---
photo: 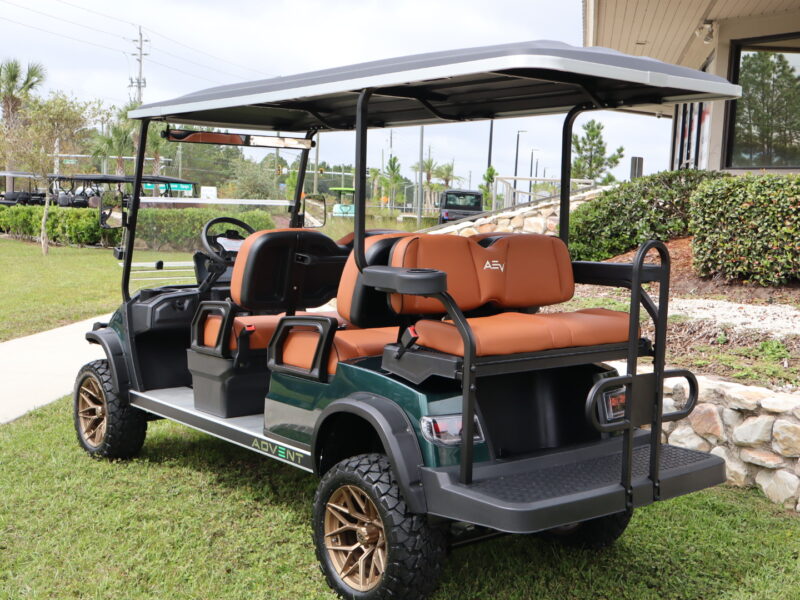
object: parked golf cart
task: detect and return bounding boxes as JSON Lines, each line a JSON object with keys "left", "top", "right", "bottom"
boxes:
{"left": 330, "top": 186, "right": 356, "bottom": 218}
{"left": 437, "top": 188, "right": 484, "bottom": 223}
{"left": 49, "top": 173, "right": 195, "bottom": 208}
{"left": 73, "top": 40, "right": 740, "bottom": 599}
{"left": 0, "top": 171, "right": 46, "bottom": 206}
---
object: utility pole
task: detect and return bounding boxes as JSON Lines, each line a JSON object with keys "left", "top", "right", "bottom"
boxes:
{"left": 129, "top": 26, "right": 148, "bottom": 103}
{"left": 513, "top": 130, "right": 526, "bottom": 196}
{"left": 417, "top": 125, "right": 424, "bottom": 225}
{"left": 313, "top": 133, "right": 320, "bottom": 194}
{"left": 487, "top": 119, "right": 494, "bottom": 169}
{"left": 177, "top": 144, "right": 183, "bottom": 178}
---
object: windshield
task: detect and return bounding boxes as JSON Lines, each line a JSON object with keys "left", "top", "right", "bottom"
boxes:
{"left": 444, "top": 192, "right": 482, "bottom": 210}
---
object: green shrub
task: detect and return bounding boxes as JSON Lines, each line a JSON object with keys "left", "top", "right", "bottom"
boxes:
{"left": 0, "top": 205, "right": 273, "bottom": 250}
{"left": 690, "top": 174, "right": 800, "bottom": 286}
{"left": 569, "top": 169, "right": 726, "bottom": 261}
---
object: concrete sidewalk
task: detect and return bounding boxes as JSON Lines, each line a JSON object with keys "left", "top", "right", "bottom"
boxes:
{"left": 0, "top": 314, "right": 111, "bottom": 424}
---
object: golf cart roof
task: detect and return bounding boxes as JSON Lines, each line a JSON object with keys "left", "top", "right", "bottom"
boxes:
{"left": 0, "top": 171, "right": 39, "bottom": 179}
{"left": 48, "top": 173, "right": 195, "bottom": 185}
{"left": 330, "top": 187, "right": 355, "bottom": 192}
{"left": 129, "top": 40, "right": 740, "bottom": 131}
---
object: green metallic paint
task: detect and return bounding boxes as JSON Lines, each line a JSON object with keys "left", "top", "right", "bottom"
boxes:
{"left": 265, "top": 356, "right": 490, "bottom": 468}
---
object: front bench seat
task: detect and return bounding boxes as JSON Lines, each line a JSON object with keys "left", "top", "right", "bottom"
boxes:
{"left": 388, "top": 233, "right": 631, "bottom": 357}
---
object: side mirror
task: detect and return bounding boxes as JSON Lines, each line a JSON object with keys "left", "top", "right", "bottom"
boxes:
{"left": 99, "top": 191, "right": 126, "bottom": 229}
{"left": 302, "top": 195, "right": 327, "bottom": 228}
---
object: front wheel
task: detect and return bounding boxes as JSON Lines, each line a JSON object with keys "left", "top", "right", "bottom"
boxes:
{"left": 312, "top": 453, "right": 446, "bottom": 600}
{"left": 541, "top": 509, "right": 632, "bottom": 549}
{"left": 73, "top": 360, "right": 146, "bottom": 458}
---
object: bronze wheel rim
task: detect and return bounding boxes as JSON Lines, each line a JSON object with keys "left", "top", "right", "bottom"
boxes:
{"left": 324, "top": 484, "right": 386, "bottom": 592}
{"left": 77, "top": 375, "right": 107, "bottom": 448}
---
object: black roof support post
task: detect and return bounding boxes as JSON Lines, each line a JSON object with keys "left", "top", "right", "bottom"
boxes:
{"left": 354, "top": 89, "right": 372, "bottom": 271}
{"left": 289, "top": 130, "right": 316, "bottom": 228}
{"left": 558, "top": 102, "right": 595, "bottom": 247}
{"left": 122, "top": 119, "right": 150, "bottom": 301}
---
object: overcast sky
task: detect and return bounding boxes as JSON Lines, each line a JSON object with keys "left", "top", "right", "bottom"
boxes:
{"left": 0, "top": 0, "right": 673, "bottom": 186}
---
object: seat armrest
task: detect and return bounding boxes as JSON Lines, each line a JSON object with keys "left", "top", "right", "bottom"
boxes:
{"left": 362, "top": 265, "right": 447, "bottom": 296}
{"left": 572, "top": 261, "right": 663, "bottom": 288}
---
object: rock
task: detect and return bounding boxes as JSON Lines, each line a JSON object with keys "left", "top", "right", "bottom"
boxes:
{"left": 496, "top": 218, "right": 511, "bottom": 228}
{"left": 732, "top": 415, "right": 775, "bottom": 446}
{"left": 453, "top": 221, "right": 475, "bottom": 230}
{"left": 723, "top": 385, "right": 772, "bottom": 411}
{"left": 756, "top": 470, "right": 800, "bottom": 506}
{"left": 688, "top": 403, "right": 723, "bottom": 443}
{"left": 435, "top": 226, "right": 456, "bottom": 235}
{"left": 474, "top": 217, "right": 492, "bottom": 226}
{"left": 740, "top": 448, "right": 785, "bottom": 469}
{"left": 458, "top": 227, "right": 478, "bottom": 237}
{"left": 522, "top": 216, "right": 546, "bottom": 234}
{"left": 545, "top": 216, "right": 559, "bottom": 232}
{"left": 509, "top": 215, "right": 525, "bottom": 229}
{"left": 710, "top": 446, "right": 749, "bottom": 487}
{"left": 772, "top": 420, "right": 800, "bottom": 457}
{"left": 494, "top": 225, "right": 514, "bottom": 233}
{"left": 722, "top": 408, "right": 743, "bottom": 429}
{"left": 697, "top": 377, "right": 726, "bottom": 404}
{"left": 476, "top": 223, "right": 496, "bottom": 234}
{"left": 669, "top": 426, "right": 711, "bottom": 452}
{"left": 670, "top": 380, "right": 689, "bottom": 405}
{"left": 761, "top": 394, "right": 800, "bottom": 414}
{"left": 662, "top": 396, "right": 676, "bottom": 415}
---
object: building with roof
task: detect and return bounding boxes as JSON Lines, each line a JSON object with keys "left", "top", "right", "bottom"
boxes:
{"left": 584, "top": 0, "right": 800, "bottom": 172}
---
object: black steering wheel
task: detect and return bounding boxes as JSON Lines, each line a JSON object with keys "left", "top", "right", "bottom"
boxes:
{"left": 201, "top": 217, "right": 255, "bottom": 266}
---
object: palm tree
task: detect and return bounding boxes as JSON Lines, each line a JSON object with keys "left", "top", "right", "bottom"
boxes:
{"left": 381, "top": 156, "right": 403, "bottom": 208}
{"left": 434, "top": 161, "right": 462, "bottom": 188}
{"left": 1, "top": 59, "right": 46, "bottom": 190}
{"left": 92, "top": 121, "right": 133, "bottom": 175}
{"left": 368, "top": 167, "right": 381, "bottom": 201}
{"left": 411, "top": 157, "right": 437, "bottom": 210}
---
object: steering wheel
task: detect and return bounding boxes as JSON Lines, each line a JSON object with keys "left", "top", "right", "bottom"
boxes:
{"left": 201, "top": 217, "right": 255, "bottom": 266}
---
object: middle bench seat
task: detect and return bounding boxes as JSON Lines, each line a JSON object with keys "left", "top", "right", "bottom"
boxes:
{"left": 388, "top": 233, "right": 631, "bottom": 357}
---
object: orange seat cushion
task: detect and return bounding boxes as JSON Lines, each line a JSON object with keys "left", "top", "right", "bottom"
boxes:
{"left": 281, "top": 327, "right": 397, "bottom": 375}
{"left": 413, "top": 309, "right": 630, "bottom": 357}
{"left": 202, "top": 311, "right": 347, "bottom": 350}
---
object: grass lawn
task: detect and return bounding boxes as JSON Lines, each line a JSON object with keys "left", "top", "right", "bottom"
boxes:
{"left": 0, "top": 239, "right": 190, "bottom": 342}
{"left": 2, "top": 399, "right": 799, "bottom": 600}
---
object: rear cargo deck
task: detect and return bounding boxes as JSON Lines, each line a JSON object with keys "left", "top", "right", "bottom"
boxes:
{"left": 421, "top": 434, "right": 724, "bottom": 533}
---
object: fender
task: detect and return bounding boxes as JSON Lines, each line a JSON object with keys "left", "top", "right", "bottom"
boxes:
{"left": 85, "top": 326, "right": 131, "bottom": 400}
{"left": 313, "top": 392, "right": 427, "bottom": 514}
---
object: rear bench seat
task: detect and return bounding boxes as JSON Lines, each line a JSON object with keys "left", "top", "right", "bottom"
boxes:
{"left": 387, "top": 233, "right": 630, "bottom": 357}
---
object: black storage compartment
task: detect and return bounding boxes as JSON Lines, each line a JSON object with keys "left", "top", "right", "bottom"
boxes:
{"left": 186, "top": 349, "right": 268, "bottom": 418}
{"left": 476, "top": 363, "right": 616, "bottom": 458}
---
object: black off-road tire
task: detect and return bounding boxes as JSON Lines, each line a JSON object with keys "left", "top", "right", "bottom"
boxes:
{"left": 541, "top": 509, "right": 632, "bottom": 549}
{"left": 312, "top": 453, "right": 447, "bottom": 600}
{"left": 73, "top": 359, "right": 146, "bottom": 458}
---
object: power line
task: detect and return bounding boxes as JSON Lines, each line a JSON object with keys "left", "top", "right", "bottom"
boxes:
{"left": 149, "top": 44, "right": 246, "bottom": 80}
{"left": 0, "top": 15, "right": 128, "bottom": 56}
{"left": 147, "top": 57, "right": 224, "bottom": 85}
{"left": 0, "top": 0, "right": 122, "bottom": 41}
{"left": 51, "top": 0, "right": 272, "bottom": 79}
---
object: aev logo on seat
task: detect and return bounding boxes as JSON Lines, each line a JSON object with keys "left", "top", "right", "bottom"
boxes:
{"left": 483, "top": 260, "right": 505, "bottom": 272}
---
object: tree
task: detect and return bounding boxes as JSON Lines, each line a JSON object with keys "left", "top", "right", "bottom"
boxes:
{"left": 15, "top": 92, "right": 95, "bottom": 254}
{"left": 0, "top": 59, "right": 46, "bottom": 191}
{"left": 92, "top": 121, "right": 134, "bottom": 175}
{"left": 368, "top": 167, "right": 381, "bottom": 201}
{"left": 381, "top": 155, "right": 403, "bottom": 207}
{"left": 412, "top": 156, "right": 438, "bottom": 209}
{"left": 478, "top": 165, "right": 497, "bottom": 209}
{"left": 571, "top": 119, "right": 624, "bottom": 184}
{"left": 733, "top": 51, "right": 800, "bottom": 166}
{"left": 434, "top": 161, "right": 461, "bottom": 188}
{"left": 228, "top": 157, "right": 275, "bottom": 199}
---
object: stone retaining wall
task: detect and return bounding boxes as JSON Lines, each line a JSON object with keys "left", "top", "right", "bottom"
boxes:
{"left": 662, "top": 375, "right": 800, "bottom": 511}
{"left": 430, "top": 188, "right": 605, "bottom": 237}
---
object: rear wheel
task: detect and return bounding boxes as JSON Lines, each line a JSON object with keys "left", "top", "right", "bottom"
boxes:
{"left": 312, "top": 453, "right": 446, "bottom": 600}
{"left": 73, "top": 360, "right": 146, "bottom": 458}
{"left": 541, "top": 509, "right": 632, "bottom": 549}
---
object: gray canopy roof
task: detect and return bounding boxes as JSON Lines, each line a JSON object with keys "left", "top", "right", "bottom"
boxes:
{"left": 129, "top": 40, "right": 740, "bottom": 132}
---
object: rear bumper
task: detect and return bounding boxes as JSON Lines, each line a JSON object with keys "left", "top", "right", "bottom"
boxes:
{"left": 420, "top": 434, "right": 724, "bottom": 533}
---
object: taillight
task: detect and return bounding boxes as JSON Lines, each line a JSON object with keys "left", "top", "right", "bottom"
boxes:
{"left": 442, "top": 210, "right": 449, "bottom": 220}
{"left": 602, "top": 388, "right": 627, "bottom": 421}
{"left": 420, "top": 414, "right": 484, "bottom": 447}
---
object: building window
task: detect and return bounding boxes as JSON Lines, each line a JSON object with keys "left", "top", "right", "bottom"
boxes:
{"left": 727, "top": 33, "right": 800, "bottom": 168}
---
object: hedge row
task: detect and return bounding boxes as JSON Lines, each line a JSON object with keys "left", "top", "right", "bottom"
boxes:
{"left": 569, "top": 169, "right": 725, "bottom": 261}
{"left": 690, "top": 175, "right": 800, "bottom": 286}
{"left": 0, "top": 205, "right": 274, "bottom": 251}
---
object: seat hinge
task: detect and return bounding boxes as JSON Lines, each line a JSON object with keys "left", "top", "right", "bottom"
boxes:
{"left": 394, "top": 325, "right": 419, "bottom": 359}
{"left": 233, "top": 324, "right": 256, "bottom": 369}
